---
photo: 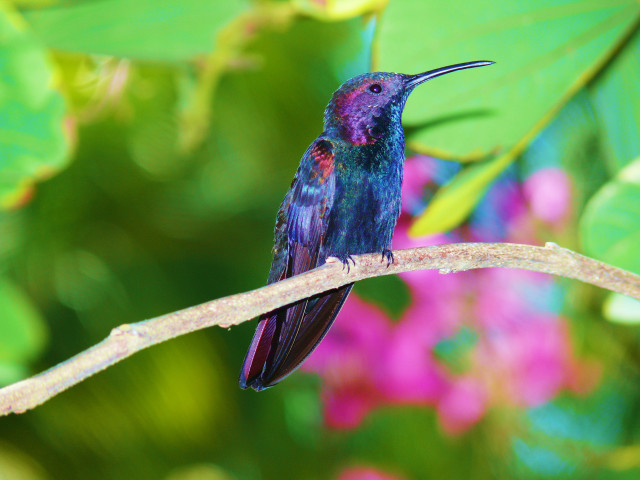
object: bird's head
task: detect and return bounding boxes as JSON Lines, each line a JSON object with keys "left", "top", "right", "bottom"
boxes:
{"left": 323, "top": 61, "right": 493, "bottom": 146}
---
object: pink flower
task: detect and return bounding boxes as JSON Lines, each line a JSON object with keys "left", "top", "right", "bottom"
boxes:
{"left": 401, "top": 156, "right": 436, "bottom": 214}
{"left": 471, "top": 314, "right": 570, "bottom": 406}
{"left": 523, "top": 168, "right": 571, "bottom": 224}
{"left": 437, "top": 377, "right": 487, "bottom": 435}
{"left": 322, "top": 387, "right": 380, "bottom": 429}
{"left": 379, "top": 323, "right": 449, "bottom": 403}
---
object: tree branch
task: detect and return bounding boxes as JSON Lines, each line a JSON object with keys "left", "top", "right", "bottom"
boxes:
{"left": 1, "top": 242, "right": 639, "bottom": 416}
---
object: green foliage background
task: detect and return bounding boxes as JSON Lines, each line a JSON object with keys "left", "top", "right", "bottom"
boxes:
{"left": 1, "top": 0, "right": 640, "bottom": 478}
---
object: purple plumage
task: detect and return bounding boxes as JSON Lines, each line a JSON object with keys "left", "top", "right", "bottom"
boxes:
{"left": 240, "top": 61, "right": 494, "bottom": 391}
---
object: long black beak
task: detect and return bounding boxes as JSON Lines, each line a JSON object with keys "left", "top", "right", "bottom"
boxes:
{"left": 404, "top": 60, "right": 494, "bottom": 89}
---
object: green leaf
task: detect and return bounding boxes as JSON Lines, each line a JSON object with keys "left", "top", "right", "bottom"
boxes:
{"left": 165, "top": 464, "right": 235, "bottom": 480}
{"left": 0, "top": 277, "right": 47, "bottom": 372}
{"left": 0, "top": 3, "right": 69, "bottom": 208}
{"left": 376, "top": 0, "right": 640, "bottom": 161}
{"left": 512, "top": 382, "right": 633, "bottom": 477}
{"left": 433, "top": 326, "right": 478, "bottom": 374}
{"left": 603, "top": 293, "right": 640, "bottom": 325}
{"left": 0, "top": 442, "right": 49, "bottom": 480}
{"left": 126, "top": 67, "right": 182, "bottom": 178}
{"left": 39, "top": 337, "right": 231, "bottom": 455}
{"left": 580, "top": 157, "right": 640, "bottom": 274}
{"left": 353, "top": 274, "right": 411, "bottom": 320}
{"left": 0, "top": 363, "right": 29, "bottom": 386}
{"left": 589, "top": 28, "right": 640, "bottom": 174}
{"left": 22, "top": 0, "right": 248, "bottom": 61}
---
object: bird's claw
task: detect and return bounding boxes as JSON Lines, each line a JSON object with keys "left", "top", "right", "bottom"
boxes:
{"left": 337, "top": 255, "right": 356, "bottom": 273}
{"left": 381, "top": 249, "right": 394, "bottom": 268}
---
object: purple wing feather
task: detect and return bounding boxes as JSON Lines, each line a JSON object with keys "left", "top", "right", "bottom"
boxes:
{"left": 240, "top": 139, "right": 353, "bottom": 390}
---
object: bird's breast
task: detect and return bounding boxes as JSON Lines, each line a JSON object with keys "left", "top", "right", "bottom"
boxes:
{"left": 323, "top": 142, "right": 404, "bottom": 259}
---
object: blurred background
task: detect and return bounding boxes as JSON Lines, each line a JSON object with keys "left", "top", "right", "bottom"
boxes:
{"left": 1, "top": 0, "right": 640, "bottom": 478}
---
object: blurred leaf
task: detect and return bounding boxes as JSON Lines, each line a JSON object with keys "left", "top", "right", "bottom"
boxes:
{"left": 508, "top": 382, "right": 636, "bottom": 478}
{"left": 0, "top": 277, "right": 47, "bottom": 382}
{"left": 37, "top": 337, "right": 230, "bottom": 455}
{"left": 0, "top": 211, "right": 25, "bottom": 264}
{"left": 433, "top": 326, "right": 478, "bottom": 374}
{"left": 283, "top": 385, "right": 323, "bottom": 446}
{"left": 126, "top": 67, "right": 182, "bottom": 178}
{"left": 603, "top": 293, "right": 640, "bottom": 325}
{"left": 408, "top": 153, "right": 512, "bottom": 236}
{"left": 23, "top": 0, "right": 248, "bottom": 61}
{"left": 604, "top": 445, "right": 640, "bottom": 472}
{"left": 54, "top": 55, "right": 132, "bottom": 122}
{"left": 580, "top": 157, "right": 640, "bottom": 274}
{"left": 589, "top": 28, "right": 640, "bottom": 174}
{"left": 0, "top": 363, "right": 29, "bottom": 386}
{"left": 174, "top": 4, "right": 294, "bottom": 152}
{"left": 353, "top": 274, "right": 411, "bottom": 320}
{"left": 53, "top": 249, "right": 122, "bottom": 312}
{"left": 0, "top": 2, "right": 69, "bottom": 209}
{"left": 0, "top": 441, "right": 49, "bottom": 480}
{"left": 13, "top": 0, "right": 58, "bottom": 7}
{"left": 376, "top": 0, "right": 640, "bottom": 160}
{"left": 293, "top": 0, "right": 385, "bottom": 20}
{"left": 165, "top": 464, "right": 236, "bottom": 480}
{"left": 346, "top": 407, "right": 478, "bottom": 479}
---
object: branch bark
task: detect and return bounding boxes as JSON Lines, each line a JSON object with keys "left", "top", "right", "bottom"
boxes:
{"left": 1, "top": 242, "right": 639, "bottom": 417}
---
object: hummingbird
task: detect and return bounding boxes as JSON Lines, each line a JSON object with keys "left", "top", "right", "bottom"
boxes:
{"left": 240, "top": 60, "right": 494, "bottom": 391}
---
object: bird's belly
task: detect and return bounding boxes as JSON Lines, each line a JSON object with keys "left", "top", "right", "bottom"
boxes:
{"left": 323, "top": 175, "right": 402, "bottom": 259}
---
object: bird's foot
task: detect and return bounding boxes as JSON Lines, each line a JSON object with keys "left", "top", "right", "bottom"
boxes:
{"left": 335, "top": 254, "right": 356, "bottom": 273}
{"left": 381, "top": 249, "right": 394, "bottom": 268}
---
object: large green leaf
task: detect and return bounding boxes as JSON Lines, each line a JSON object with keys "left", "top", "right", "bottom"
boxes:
{"left": 589, "top": 28, "right": 640, "bottom": 174}
{"left": 0, "top": 277, "right": 47, "bottom": 385}
{"left": 376, "top": 0, "right": 640, "bottom": 161}
{"left": 580, "top": 157, "right": 640, "bottom": 274}
{"left": 22, "top": 0, "right": 248, "bottom": 61}
{"left": 0, "top": 3, "right": 68, "bottom": 208}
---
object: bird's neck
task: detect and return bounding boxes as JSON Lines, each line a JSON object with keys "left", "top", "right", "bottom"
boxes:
{"left": 324, "top": 116, "right": 403, "bottom": 148}
{"left": 323, "top": 119, "right": 374, "bottom": 146}
{"left": 326, "top": 122, "right": 406, "bottom": 172}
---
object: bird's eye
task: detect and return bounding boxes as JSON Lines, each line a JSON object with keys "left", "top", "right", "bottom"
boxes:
{"left": 369, "top": 83, "right": 382, "bottom": 94}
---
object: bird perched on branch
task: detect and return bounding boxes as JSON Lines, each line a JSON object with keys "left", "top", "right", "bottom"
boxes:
{"left": 240, "top": 60, "right": 494, "bottom": 391}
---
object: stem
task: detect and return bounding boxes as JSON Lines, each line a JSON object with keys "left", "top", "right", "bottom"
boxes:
{"left": 1, "top": 242, "right": 638, "bottom": 416}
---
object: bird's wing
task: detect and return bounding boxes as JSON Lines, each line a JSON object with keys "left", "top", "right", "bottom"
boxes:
{"left": 240, "top": 138, "right": 353, "bottom": 390}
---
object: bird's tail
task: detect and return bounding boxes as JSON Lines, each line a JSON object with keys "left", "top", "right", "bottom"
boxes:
{"left": 239, "top": 284, "right": 353, "bottom": 391}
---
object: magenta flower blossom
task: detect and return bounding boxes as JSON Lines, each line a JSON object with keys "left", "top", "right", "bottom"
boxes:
{"left": 523, "top": 168, "right": 572, "bottom": 224}
{"left": 304, "top": 157, "right": 598, "bottom": 434}
{"left": 399, "top": 155, "right": 438, "bottom": 215}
